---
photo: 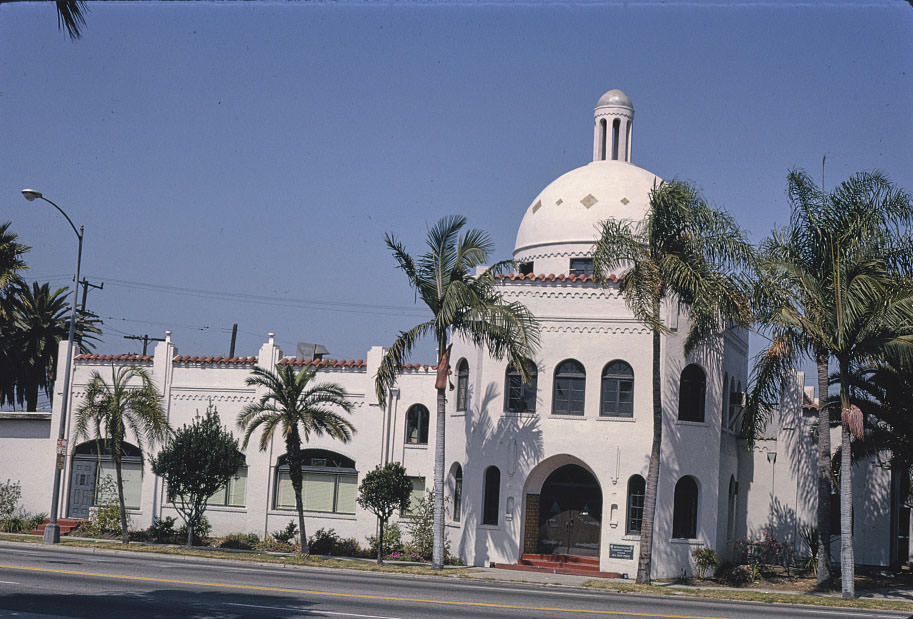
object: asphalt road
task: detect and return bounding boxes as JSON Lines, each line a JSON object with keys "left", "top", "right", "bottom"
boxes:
{"left": 0, "top": 544, "right": 907, "bottom": 619}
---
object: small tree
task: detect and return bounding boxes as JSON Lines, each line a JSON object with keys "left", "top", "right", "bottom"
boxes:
{"left": 152, "top": 404, "right": 244, "bottom": 547}
{"left": 357, "top": 462, "right": 412, "bottom": 564}
{"left": 0, "top": 479, "right": 22, "bottom": 522}
{"left": 403, "top": 490, "right": 435, "bottom": 560}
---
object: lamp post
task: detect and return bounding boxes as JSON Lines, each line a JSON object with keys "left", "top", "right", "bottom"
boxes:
{"left": 21, "top": 189, "right": 83, "bottom": 544}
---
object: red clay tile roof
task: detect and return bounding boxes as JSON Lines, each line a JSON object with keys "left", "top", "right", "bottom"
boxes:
{"left": 398, "top": 363, "right": 437, "bottom": 371}
{"left": 172, "top": 355, "right": 259, "bottom": 365}
{"left": 280, "top": 357, "right": 366, "bottom": 369}
{"left": 802, "top": 391, "right": 818, "bottom": 411}
{"left": 76, "top": 353, "right": 154, "bottom": 362}
{"left": 495, "top": 273, "right": 622, "bottom": 283}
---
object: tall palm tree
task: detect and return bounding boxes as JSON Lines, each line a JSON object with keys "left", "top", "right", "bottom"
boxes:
{"left": 238, "top": 363, "right": 355, "bottom": 555}
{"left": 593, "top": 179, "right": 752, "bottom": 585}
{"left": 746, "top": 169, "right": 838, "bottom": 587}
{"left": 0, "top": 221, "right": 29, "bottom": 294}
{"left": 749, "top": 169, "right": 913, "bottom": 597}
{"left": 6, "top": 281, "right": 100, "bottom": 410}
{"left": 375, "top": 215, "right": 540, "bottom": 570}
{"left": 0, "top": 1, "right": 87, "bottom": 39}
{"left": 74, "top": 365, "right": 170, "bottom": 543}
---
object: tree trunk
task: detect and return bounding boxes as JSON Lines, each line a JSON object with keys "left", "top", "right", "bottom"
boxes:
{"left": 432, "top": 385, "right": 446, "bottom": 570}
{"left": 186, "top": 518, "right": 194, "bottom": 548}
{"left": 815, "top": 352, "right": 832, "bottom": 587}
{"left": 377, "top": 517, "right": 385, "bottom": 565}
{"left": 25, "top": 384, "right": 37, "bottom": 413}
{"left": 636, "top": 324, "right": 662, "bottom": 585}
{"left": 113, "top": 453, "right": 129, "bottom": 544}
{"left": 839, "top": 361, "right": 855, "bottom": 599}
{"left": 286, "top": 430, "right": 309, "bottom": 555}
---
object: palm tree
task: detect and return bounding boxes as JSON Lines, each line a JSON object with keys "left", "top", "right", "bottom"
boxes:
{"left": 0, "top": 221, "right": 29, "bottom": 294}
{"left": 749, "top": 169, "right": 913, "bottom": 597}
{"left": 593, "top": 179, "right": 752, "bottom": 585}
{"left": 238, "top": 363, "right": 355, "bottom": 555}
{"left": 0, "top": 1, "right": 87, "bottom": 39}
{"left": 746, "top": 169, "right": 838, "bottom": 587}
{"left": 74, "top": 365, "right": 170, "bottom": 543}
{"left": 375, "top": 215, "right": 540, "bottom": 570}
{"left": 6, "top": 281, "right": 100, "bottom": 410}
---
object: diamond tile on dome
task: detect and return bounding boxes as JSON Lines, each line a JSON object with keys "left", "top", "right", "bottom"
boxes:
{"left": 555, "top": 198, "right": 563, "bottom": 205}
{"left": 532, "top": 200, "right": 542, "bottom": 213}
{"left": 580, "top": 194, "right": 598, "bottom": 208}
{"left": 620, "top": 197, "right": 630, "bottom": 205}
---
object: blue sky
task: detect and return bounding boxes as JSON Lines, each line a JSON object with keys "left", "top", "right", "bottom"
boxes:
{"left": 2, "top": 1, "right": 911, "bottom": 376}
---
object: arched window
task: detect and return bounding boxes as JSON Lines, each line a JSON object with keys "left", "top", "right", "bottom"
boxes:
{"left": 672, "top": 476, "right": 699, "bottom": 539}
{"left": 728, "top": 377, "right": 738, "bottom": 426}
{"left": 678, "top": 364, "right": 706, "bottom": 422}
{"left": 599, "top": 118, "right": 607, "bottom": 160}
{"left": 721, "top": 373, "right": 729, "bottom": 425}
{"left": 505, "top": 359, "right": 537, "bottom": 413}
{"left": 482, "top": 466, "right": 500, "bottom": 525}
{"left": 601, "top": 360, "right": 634, "bottom": 417}
{"left": 274, "top": 450, "right": 357, "bottom": 514}
{"left": 626, "top": 475, "right": 646, "bottom": 534}
{"left": 625, "top": 119, "right": 632, "bottom": 161}
{"left": 456, "top": 359, "right": 469, "bottom": 412}
{"left": 405, "top": 404, "right": 429, "bottom": 444}
{"left": 452, "top": 463, "right": 463, "bottom": 523}
{"left": 611, "top": 118, "right": 620, "bottom": 160}
{"left": 552, "top": 359, "right": 586, "bottom": 415}
{"left": 726, "top": 476, "right": 738, "bottom": 541}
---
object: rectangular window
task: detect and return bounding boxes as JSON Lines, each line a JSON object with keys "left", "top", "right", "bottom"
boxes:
{"left": 207, "top": 467, "right": 248, "bottom": 507}
{"left": 627, "top": 487, "right": 645, "bottom": 534}
{"left": 98, "top": 461, "right": 142, "bottom": 509}
{"left": 569, "top": 258, "right": 594, "bottom": 277}
{"left": 553, "top": 377, "right": 585, "bottom": 415}
{"left": 403, "top": 476, "right": 425, "bottom": 517}
{"left": 274, "top": 469, "right": 357, "bottom": 514}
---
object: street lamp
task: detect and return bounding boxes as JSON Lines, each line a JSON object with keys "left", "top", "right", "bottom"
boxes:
{"left": 21, "top": 189, "right": 83, "bottom": 544}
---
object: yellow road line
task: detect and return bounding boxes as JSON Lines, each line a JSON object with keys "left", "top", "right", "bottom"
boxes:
{"left": 0, "top": 563, "right": 729, "bottom": 619}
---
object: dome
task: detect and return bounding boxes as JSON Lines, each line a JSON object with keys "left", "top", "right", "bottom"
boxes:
{"left": 596, "top": 89, "right": 632, "bottom": 108}
{"left": 513, "top": 160, "right": 661, "bottom": 260}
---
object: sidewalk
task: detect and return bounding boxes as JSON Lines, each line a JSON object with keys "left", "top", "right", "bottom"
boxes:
{"left": 462, "top": 564, "right": 913, "bottom": 603}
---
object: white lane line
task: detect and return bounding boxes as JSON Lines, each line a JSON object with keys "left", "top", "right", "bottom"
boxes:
{"left": 0, "top": 580, "right": 19, "bottom": 584}
{"left": 226, "top": 602, "right": 405, "bottom": 619}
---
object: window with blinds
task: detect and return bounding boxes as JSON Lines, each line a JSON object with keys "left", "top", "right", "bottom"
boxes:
{"left": 207, "top": 466, "right": 248, "bottom": 508}
{"left": 274, "top": 469, "right": 357, "bottom": 514}
{"left": 98, "top": 461, "right": 143, "bottom": 509}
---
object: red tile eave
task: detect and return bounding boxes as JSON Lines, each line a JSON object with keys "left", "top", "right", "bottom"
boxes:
{"left": 494, "top": 273, "right": 622, "bottom": 284}
{"left": 75, "top": 353, "right": 154, "bottom": 363}
{"left": 172, "top": 355, "right": 259, "bottom": 366}
{"left": 278, "top": 357, "right": 367, "bottom": 369}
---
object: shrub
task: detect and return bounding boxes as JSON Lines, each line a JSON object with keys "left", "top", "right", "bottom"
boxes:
{"left": 215, "top": 532, "right": 260, "bottom": 550}
{"left": 0, "top": 480, "right": 22, "bottom": 521}
{"left": 308, "top": 528, "right": 341, "bottom": 555}
{"left": 144, "top": 516, "right": 179, "bottom": 543}
{"left": 334, "top": 536, "right": 363, "bottom": 558}
{"left": 255, "top": 537, "right": 298, "bottom": 553}
{"left": 368, "top": 521, "right": 403, "bottom": 557}
{"left": 177, "top": 515, "right": 211, "bottom": 546}
{"left": 721, "top": 564, "right": 753, "bottom": 586}
{"left": 692, "top": 546, "right": 720, "bottom": 579}
{"left": 73, "top": 503, "right": 127, "bottom": 538}
{"left": 271, "top": 521, "right": 298, "bottom": 545}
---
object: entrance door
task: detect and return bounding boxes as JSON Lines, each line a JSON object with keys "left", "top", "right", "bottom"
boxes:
{"left": 537, "top": 464, "right": 601, "bottom": 557}
{"left": 68, "top": 459, "right": 97, "bottom": 518}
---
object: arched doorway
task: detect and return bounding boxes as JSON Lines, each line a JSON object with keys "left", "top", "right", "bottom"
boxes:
{"left": 537, "top": 464, "right": 602, "bottom": 557}
{"left": 67, "top": 440, "right": 143, "bottom": 518}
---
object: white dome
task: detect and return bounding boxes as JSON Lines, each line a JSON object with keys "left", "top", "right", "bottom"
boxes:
{"left": 597, "top": 89, "right": 633, "bottom": 109}
{"left": 513, "top": 160, "right": 661, "bottom": 260}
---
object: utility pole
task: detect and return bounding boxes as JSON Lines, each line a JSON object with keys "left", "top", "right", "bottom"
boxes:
{"left": 123, "top": 334, "right": 165, "bottom": 356}
{"left": 229, "top": 323, "right": 238, "bottom": 357}
{"left": 78, "top": 278, "right": 103, "bottom": 316}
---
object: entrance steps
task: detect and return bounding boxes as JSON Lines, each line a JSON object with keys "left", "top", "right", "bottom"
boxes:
{"left": 30, "top": 518, "right": 83, "bottom": 536}
{"left": 495, "top": 553, "right": 622, "bottom": 578}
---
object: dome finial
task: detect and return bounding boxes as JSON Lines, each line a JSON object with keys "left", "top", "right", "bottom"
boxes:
{"left": 593, "top": 89, "right": 634, "bottom": 163}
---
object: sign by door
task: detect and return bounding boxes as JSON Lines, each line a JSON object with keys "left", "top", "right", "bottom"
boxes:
{"left": 56, "top": 438, "right": 68, "bottom": 455}
{"left": 55, "top": 454, "right": 65, "bottom": 470}
{"left": 609, "top": 544, "right": 635, "bottom": 560}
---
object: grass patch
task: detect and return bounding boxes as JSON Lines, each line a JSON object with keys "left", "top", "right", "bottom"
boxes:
{"left": 0, "top": 533, "right": 43, "bottom": 544}
{"left": 46, "top": 538, "right": 470, "bottom": 577}
{"left": 583, "top": 580, "right": 913, "bottom": 612}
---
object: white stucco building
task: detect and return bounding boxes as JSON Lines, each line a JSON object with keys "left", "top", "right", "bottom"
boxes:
{"left": 1, "top": 90, "right": 907, "bottom": 577}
